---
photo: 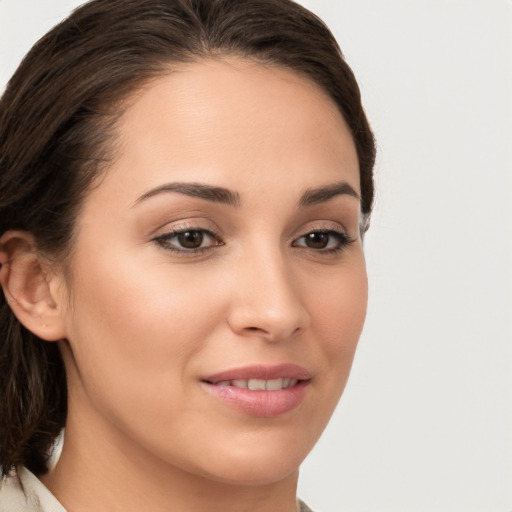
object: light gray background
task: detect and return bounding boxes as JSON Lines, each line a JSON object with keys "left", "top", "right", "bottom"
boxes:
{"left": 1, "top": 1, "right": 511, "bottom": 511}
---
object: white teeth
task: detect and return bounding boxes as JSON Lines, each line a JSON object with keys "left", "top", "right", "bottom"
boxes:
{"left": 214, "top": 378, "right": 298, "bottom": 390}
{"left": 248, "top": 379, "right": 266, "bottom": 391}
{"left": 265, "top": 378, "right": 284, "bottom": 391}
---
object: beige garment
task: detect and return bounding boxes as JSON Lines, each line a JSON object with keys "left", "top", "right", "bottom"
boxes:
{"left": 299, "top": 500, "right": 314, "bottom": 512}
{"left": 0, "top": 467, "right": 65, "bottom": 512}
{"left": 0, "top": 467, "right": 314, "bottom": 512}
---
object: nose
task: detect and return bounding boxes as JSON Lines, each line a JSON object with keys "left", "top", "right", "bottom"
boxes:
{"left": 227, "top": 249, "right": 311, "bottom": 342}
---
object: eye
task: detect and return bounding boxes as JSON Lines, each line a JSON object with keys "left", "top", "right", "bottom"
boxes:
{"left": 293, "top": 230, "right": 354, "bottom": 252}
{"left": 154, "top": 228, "right": 222, "bottom": 253}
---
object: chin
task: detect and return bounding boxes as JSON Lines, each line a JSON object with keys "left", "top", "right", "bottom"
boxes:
{"left": 202, "top": 457, "right": 302, "bottom": 487}
{"left": 184, "top": 430, "right": 314, "bottom": 487}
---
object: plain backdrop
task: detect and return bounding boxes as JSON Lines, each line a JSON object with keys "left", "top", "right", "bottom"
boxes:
{"left": 1, "top": 1, "right": 511, "bottom": 511}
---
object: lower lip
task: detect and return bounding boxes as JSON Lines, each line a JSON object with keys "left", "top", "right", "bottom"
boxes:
{"left": 201, "top": 381, "right": 309, "bottom": 418}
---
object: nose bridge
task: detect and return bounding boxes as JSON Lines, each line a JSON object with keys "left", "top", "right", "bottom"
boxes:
{"left": 228, "top": 243, "right": 310, "bottom": 340}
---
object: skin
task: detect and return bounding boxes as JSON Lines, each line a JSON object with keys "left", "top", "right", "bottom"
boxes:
{"left": 3, "top": 58, "right": 367, "bottom": 512}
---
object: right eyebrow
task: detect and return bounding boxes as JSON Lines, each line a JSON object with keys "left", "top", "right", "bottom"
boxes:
{"left": 132, "top": 182, "right": 241, "bottom": 208}
{"left": 298, "top": 181, "right": 360, "bottom": 207}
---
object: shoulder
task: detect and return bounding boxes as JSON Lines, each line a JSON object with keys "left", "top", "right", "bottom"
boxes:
{"left": 298, "top": 499, "right": 316, "bottom": 512}
{"left": 1, "top": 470, "right": 313, "bottom": 512}
{"left": 0, "top": 467, "right": 65, "bottom": 512}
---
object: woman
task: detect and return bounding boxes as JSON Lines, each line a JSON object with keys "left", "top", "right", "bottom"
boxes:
{"left": 0, "top": 0, "right": 375, "bottom": 510}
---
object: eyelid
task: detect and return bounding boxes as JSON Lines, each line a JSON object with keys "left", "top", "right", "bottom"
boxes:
{"left": 292, "top": 220, "right": 352, "bottom": 239}
{"left": 293, "top": 229, "right": 354, "bottom": 247}
{"left": 150, "top": 217, "right": 219, "bottom": 238}
{"left": 151, "top": 220, "right": 224, "bottom": 255}
{"left": 291, "top": 221, "right": 356, "bottom": 253}
{"left": 293, "top": 228, "right": 353, "bottom": 243}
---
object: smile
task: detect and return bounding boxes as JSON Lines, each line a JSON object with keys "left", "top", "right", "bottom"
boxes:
{"left": 213, "top": 378, "right": 299, "bottom": 390}
{"left": 201, "top": 364, "right": 311, "bottom": 417}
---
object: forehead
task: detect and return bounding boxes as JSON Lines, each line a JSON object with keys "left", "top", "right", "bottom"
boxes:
{"left": 94, "top": 57, "right": 360, "bottom": 205}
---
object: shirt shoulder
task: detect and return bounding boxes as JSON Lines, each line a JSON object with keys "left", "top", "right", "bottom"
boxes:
{"left": 298, "top": 499, "right": 315, "bottom": 512}
{"left": 0, "top": 467, "right": 65, "bottom": 512}
{"left": 1, "top": 468, "right": 313, "bottom": 512}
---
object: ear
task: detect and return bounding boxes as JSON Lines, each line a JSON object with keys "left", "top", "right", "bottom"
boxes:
{"left": 0, "top": 230, "right": 68, "bottom": 342}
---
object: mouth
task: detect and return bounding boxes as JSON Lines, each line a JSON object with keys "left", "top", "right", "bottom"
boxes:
{"left": 202, "top": 363, "right": 310, "bottom": 384}
{"left": 208, "top": 377, "right": 299, "bottom": 391}
{"left": 201, "top": 364, "right": 311, "bottom": 417}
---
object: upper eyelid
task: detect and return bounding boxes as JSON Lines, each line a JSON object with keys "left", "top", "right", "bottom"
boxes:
{"left": 291, "top": 221, "right": 350, "bottom": 239}
{"left": 292, "top": 229, "right": 353, "bottom": 244}
{"left": 156, "top": 227, "right": 215, "bottom": 237}
{"left": 150, "top": 218, "right": 353, "bottom": 240}
{"left": 153, "top": 226, "right": 219, "bottom": 243}
{"left": 151, "top": 219, "right": 220, "bottom": 237}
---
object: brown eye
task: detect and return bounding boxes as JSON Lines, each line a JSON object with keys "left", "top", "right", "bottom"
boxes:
{"left": 177, "top": 231, "right": 204, "bottom": 249}
{"left": 303, "top": 232, "right": 329, "bottom": 249}
{"left": 293, "top": 230, "right": 353, "bottom": 252}
{"left": 154, "top": 228, "right": 221, "bottom": 253}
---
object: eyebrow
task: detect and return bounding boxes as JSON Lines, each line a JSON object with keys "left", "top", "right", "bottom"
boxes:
{"left": 133, "top": 180, "right": 359, "bottom": 209}
{"left": 133, "top": 182, "right": 241, "bottom": 207}
{"left": 298, "top": 181, "right": 360, "bottom": 207}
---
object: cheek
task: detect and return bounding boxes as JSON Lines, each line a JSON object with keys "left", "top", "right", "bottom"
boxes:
{"left": 69, "top": 250, "right": 217, "bottom": 344}
{"left": 314, "top": 258, "right": 367, "bottom": 350}
{"left": 62, "top": 252, "right": 222, "bottom": 410}
{"left": 307, "top": 256, "right": 368, "bottom": 395}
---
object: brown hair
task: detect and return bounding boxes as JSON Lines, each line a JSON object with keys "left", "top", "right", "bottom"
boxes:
{"left": 0, "top": 0, "right": 375, "bottom": 475}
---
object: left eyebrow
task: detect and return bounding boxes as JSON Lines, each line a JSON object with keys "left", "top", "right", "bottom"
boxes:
{"left": 132, "top": 182, "right": 241, "bottom": 207}
{"left": 298, "top": 181, "right": 360, "bottom": 207}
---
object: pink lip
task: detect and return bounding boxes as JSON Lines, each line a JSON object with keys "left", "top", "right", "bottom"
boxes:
{"left": 202, "top": 364, "right": 311, "bottom": 383}
{"left": 201, "top": 364, "right": 311, "bottom": 418}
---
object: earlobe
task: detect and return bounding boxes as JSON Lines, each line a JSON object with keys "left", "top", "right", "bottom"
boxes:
{"left": 0, "top": 230, "right": 68, "bottom": 342}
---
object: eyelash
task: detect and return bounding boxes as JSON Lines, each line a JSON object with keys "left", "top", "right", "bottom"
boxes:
{"left": 153, "top": 227, "right": 355, "bottom": 256}
{"left": 153, "top": 227, "right": 222, "bottom": 255}
{"left": 292, "top": 229, "right": 355, "bottom": 254}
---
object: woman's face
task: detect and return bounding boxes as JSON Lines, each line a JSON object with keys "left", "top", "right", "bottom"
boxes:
{"left": 55, "top": 58, "right": 367, "bottom": 485}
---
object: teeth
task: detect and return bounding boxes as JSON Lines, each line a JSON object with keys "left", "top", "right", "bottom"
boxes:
{"left": 265, "top": 378, "right": 284, "bottom": 391}
{"left": 214, "top": 378, "right": 298, "bottom": 390}
{"left": 248, "top": 379, "right": 266, "bottom": 390}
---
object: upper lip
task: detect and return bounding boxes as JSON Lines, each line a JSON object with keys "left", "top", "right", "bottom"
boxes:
{"left": 202, "top": 364, "right": 311, "bottom": 384}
